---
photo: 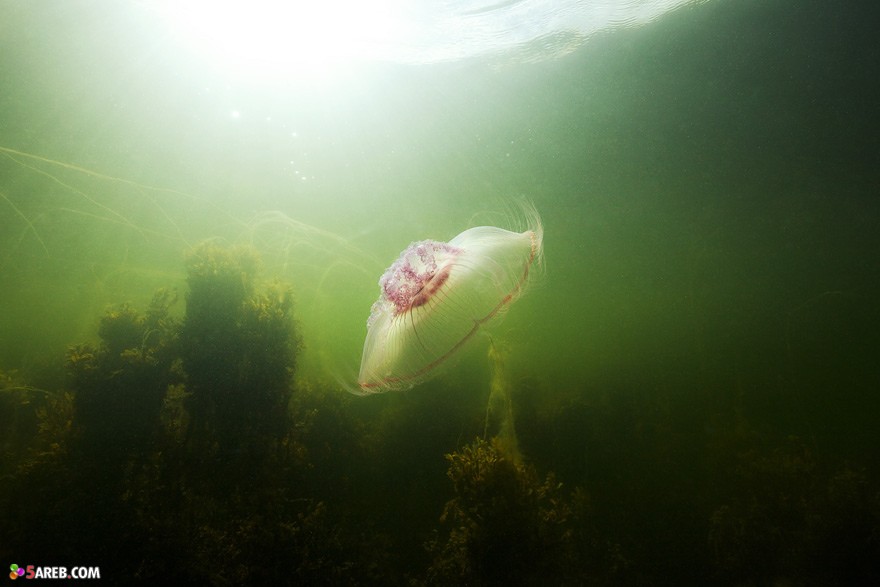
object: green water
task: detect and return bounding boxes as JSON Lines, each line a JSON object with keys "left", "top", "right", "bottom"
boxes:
{"left": 2, "top": 0, "right": 878, "bottom": 584}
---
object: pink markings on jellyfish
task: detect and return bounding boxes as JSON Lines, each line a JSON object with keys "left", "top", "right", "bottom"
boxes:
{"left": 369, "top": 240, "right": 462, "bottom": 327}
{"left": 357, "top": 212, "right": 543, "bottom": 394}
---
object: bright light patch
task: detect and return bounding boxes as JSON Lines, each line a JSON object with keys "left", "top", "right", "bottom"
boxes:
{"left": 152, "top": 0, "right": 404, "bottom": 78}
{"left": 148, "top": 0, "right": 708, "bottom": 79}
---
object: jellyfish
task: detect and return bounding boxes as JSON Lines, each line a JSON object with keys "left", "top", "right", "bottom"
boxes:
{"left": 356, "top": 211, "right": 543, "bottom": 393}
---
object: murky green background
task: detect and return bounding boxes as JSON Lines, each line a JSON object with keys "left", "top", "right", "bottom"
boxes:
{"left": 2, "top": 0, "right": 878, "bottom": 583}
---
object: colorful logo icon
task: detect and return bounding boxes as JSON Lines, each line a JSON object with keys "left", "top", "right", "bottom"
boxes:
{"left": 9, "top": 564, "right": 25, "bottom": 580}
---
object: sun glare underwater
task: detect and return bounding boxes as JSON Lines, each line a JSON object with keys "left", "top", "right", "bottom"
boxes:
{"left": 146, "top": 0, "right": 706, "bottom": 78}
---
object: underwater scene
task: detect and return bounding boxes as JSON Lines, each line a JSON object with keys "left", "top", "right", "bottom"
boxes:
{"left": 2, "top": 0, "right": 879, "bottom": 584}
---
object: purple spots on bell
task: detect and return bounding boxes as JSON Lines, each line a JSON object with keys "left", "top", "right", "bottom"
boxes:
{"left": 376, "top": 240, "right": 462, "bottom": 318}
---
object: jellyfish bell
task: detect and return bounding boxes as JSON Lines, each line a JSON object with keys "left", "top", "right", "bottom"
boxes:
{"left": 356, "top": 213, "right": 543, "bottom": 394}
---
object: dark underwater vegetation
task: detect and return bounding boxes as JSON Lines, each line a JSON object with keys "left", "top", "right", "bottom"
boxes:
{"left": 1, "top": 243, "right": 878, "bottom": 586}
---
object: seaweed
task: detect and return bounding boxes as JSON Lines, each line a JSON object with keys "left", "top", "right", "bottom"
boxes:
{"left": 708, "top": 435, "right": 880, "bottom": 585}
{"left": 3, "top": 240, "right": 879, "bottom": 584}
{"left": 178, "top": 243, "right": 301, "bottom": 482}
{"left": 66, "top": 288, "right": 180, "bottom": 462}
{"left": 0, "top": 243, "right": 315, "bottom": 579}
{"left": 425, "top": 436, "right": 620, "bottom": 586}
